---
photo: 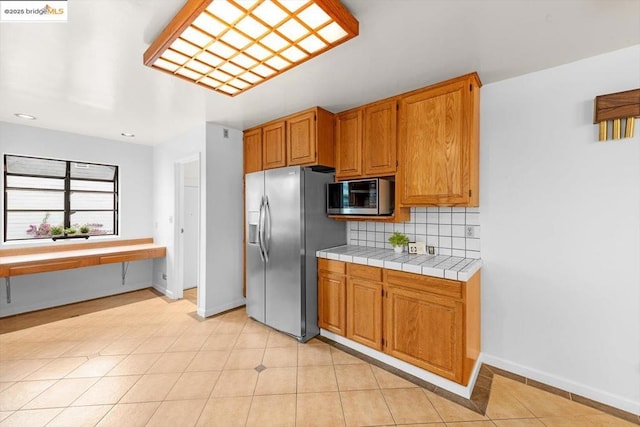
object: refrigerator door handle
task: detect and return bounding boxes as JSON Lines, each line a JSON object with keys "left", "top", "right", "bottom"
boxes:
{"left": 264, "top": 195, "right": 271, "bottom": 263}
{"left": 257, "top": 196, "right": 266, "bottom": 262}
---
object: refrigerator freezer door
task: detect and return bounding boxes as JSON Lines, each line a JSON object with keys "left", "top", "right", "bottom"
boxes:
{"left": 264, "top": 166, "right": 303, "bottom": 338}
{"left": 301, "top": 168, "right": 347, "bottom": 339}
{"left": 245, "top": 170, "right": 265, "bottom": 323}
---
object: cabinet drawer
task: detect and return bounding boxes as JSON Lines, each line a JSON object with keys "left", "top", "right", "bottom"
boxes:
{"left": 100, "top": 252, "right": 150, "bottom": 264}
{"left": 318, "top": 258, "right": 345, "bottom": 274}
{"left": 385, "top": 269, "right": 462, "bottom": 299}
{"left": 8, "top": 259, "right": 93, "bottom": 276}
{"left": 348, "top": 264, "right": 382, "bottom": 282}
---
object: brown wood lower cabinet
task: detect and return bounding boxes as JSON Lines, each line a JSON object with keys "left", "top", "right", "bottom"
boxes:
{"left": 384, "top": 282, "right": 464, "bottom": 383}
{"left": 318, "top": 259, "right": 346, "bottom": 336}
{"left": 383, "top": 269, "right": 480, "bottom": 385}
{"left": 347, "top": 264, "right": 383, "bottom": 350}
{"left": 317, "top": 258, "right": 480, "bottom": 386}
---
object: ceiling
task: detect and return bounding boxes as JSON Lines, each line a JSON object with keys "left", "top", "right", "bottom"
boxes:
{"left": 1, "top": 0, "right": 639, "bottom": 145}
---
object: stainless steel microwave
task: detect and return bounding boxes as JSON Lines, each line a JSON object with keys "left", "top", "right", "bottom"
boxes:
{"left": 326, "top": 178, "right": 393, "bottom": 215}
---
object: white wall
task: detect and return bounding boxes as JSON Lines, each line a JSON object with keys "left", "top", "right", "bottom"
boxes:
{"left": 151, "top": 123, "right": 244, "bottom": 317}
{"left": 0, "top": 122, "right": 155, "bottom": 316}
{"left": 151, "top": 124, "right": 206, "bottom": 302}
{"left": 182, "top": 160, "right": 200, "bottom": 290}
{"left": 202, "top": 123, "right": 244, "bottom": 316}
{"left": 480, "top": 45, "right": 640, "bottom": 414}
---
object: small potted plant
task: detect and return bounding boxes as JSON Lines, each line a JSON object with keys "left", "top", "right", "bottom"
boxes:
{"left": 50, "top": 226, "right": 64, "bottom": 236}
{"left": 64, "top": 227, "right": 77, "bottom": 235}
{"left": 80, "top": 225, "right": 90, "bottom": 234}
{"left": 388, "top": 231, "right": 409, "bottom": 253}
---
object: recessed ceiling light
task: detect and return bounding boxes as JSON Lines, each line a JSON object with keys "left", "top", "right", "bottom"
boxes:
{"left": 15, "top": 113, "right": 36, "bottom": 120}
{"left": 121, "top": 132, "right": 135, "bottom": 137}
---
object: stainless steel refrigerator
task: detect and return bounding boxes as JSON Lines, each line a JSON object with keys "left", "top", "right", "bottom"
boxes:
{"left": 245, "top": 166, "right": 345, "bottom": 342}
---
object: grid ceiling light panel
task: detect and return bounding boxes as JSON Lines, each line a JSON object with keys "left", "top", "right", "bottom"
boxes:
{"left": 143, "top": 0, "right": 359, "bottom": 96}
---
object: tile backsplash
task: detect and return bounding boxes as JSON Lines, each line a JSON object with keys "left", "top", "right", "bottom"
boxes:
{"left": 346, "top": 207, "right": 481, "bottom": 259}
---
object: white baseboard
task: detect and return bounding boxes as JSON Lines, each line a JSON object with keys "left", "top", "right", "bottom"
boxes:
{"left": 152, "top": 283, "right": 173, "bottom": 298}
{"left": 482, "top": 354, "right": 640, "bottom": 416}
{"left": 197, "top": 297, "right": 246, "bottom": 318}
{"left": 321, "top": 329, "right": 482, "bottom": 399}
{"left": 0, "top": 281, "right": 151, "bottom": 317}
{"left": 153, "top": 286, "right": 245, "bottom": 319}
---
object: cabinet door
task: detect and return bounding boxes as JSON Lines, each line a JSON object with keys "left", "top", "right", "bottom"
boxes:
{"left": 384, "top": 284, "right": 463, "bottom": 383}
{"left": 347, "top": 278, "right": 382, "bottom": 350}
{"left": 363, "top": 100, "right": 397, "bottom": 176}
{"left": 318, "top": 271, "right": 346, "bottom": 336}
{"left": 398, "top": 79, "right": 471, "bottom": 205}
{"left": 287, "top": 111, "right": 316, "bottom": 165}
{"left": 244, "top": 128, "right": 262, "bottom": 173}
{"left": 335, "top": 110, "right": 362, "bottom": 179}
{"left": 263, "top": 121, "right": 286, "bottom": 170}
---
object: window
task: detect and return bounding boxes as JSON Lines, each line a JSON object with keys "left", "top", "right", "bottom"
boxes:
{"left": 4, "top": 154, "right": 118, "bottom": 242}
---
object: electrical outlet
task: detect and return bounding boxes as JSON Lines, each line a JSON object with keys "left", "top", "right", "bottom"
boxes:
{"left": 427, "top": 246, "right": 436, "bottom": 255}
{"left": 162, "top": 273, "right": 167, "bottom": 280}
{"left": 466, "top": 226, "right": 475, "bottom": 238}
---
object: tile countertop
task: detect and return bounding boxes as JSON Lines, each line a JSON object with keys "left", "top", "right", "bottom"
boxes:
{"left": 316, "top": 245, "right": 482, "bottom": 282}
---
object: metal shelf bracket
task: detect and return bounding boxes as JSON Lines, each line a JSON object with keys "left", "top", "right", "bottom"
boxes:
{"left": 5, "top": 277, "right": 11, "bottom": 304}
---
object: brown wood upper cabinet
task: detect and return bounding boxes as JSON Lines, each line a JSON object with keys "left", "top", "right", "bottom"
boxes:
{"left": 287, "top": 107, "right": 335, "bottom": 167}
{"left": 398, "top": 73, "right": 481, "bottom": 206}
{"left": 243, "top": 121, "right": 285, "bottom": 173}
{"left": 262, "top": 121, "right": 286, "bottom": 170}
{"left": 363, "top": 100, "right": 397, "bottom": 176}
{"left": 335, "top": 109, "right": 362, "bottom": 179}
{"left": 335, "top": 99, "right": 397, "bottom": 180}
{"left": 244, "top": 107, "right": 335, "bottom": 173}
{"left": 243, "top": 128, "right": 262, "bottom": 174}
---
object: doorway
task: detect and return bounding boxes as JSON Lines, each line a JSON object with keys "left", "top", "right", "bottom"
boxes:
{"left": 175, "top": 155, "right": 201, "bottom": 304}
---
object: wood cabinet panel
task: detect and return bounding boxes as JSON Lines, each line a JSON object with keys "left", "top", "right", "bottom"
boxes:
{"left": 287, "top": 111, "right": 316, "bottom": 166}
{"left": 335, "top": 100, "right": 397, "bottom": 179}
{"left": 318, "top": 270, "right": 346, "bottom": 336}
{"left": 318, "top": 259, "right": 346, "bottom": 336}
{"left": 385, "top": 283, "right": 463, "bottom": 383}
{"left": 464, "top": 270, "right": 481, "bottom": 380}
{"left": 327, "top": 208, "right": 410, "bottom": 223}
{"left": 363, "top": 100, "right": 397, "bottom": 176}
{"left": 398, "top": 73, "right": 480, "bottom": 206}
{"left": 262, "top": 121, "right": 286, "bottom": 170}
{"left": 399, "top": 81, "right": 466, "bottom": 204}
{"left": 385, "top": 269, "right": 463, "bottom": 299}
{"left": 319, "top": 258, "right": 346, "bottom": 275}
{"left": 315, "top": 107, "right": 336, "bottom": 168}
{"left": 99, "top": 249, "right": 164, "bottom": 264}
{"left": 243, "top": 128, "right": 262, "bottom": 174}
{"left": 335, "top": 109, "right": 362, "bottom": 179}
{"left": 347, "top": 277, "right": 382, "bottom": 350}
{"left": 286, "top": 108, "right": 335, "bottom": 167}
{"left": 9, "top": 260, "right": 84, "bottom": 276}
{"left": 348, "top": 263, "right": 382, "bottom": 282}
